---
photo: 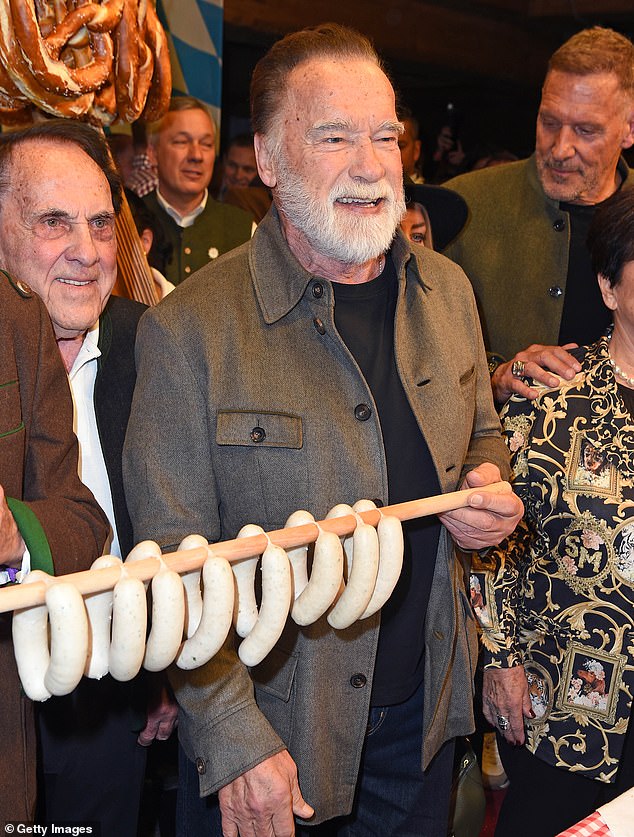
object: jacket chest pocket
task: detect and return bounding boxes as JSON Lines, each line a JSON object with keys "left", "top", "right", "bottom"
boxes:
{"left": 0, "top": 380, "right": 23, "bottom": 438}
{"left": 215, "top": 410, "right": 309, "bottom": 529}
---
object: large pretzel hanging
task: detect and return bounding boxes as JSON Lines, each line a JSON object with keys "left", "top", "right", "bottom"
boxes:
{"left": 0, "top": 0, "right": 171, "bottom": 126}
{"left": 0, "top": 483, "right": 512, "bottom": 701}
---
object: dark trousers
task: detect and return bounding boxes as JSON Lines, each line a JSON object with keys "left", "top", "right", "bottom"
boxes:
{"left": 495, "top": 714, "right": 634, "bottom": 837}
{"left": 37, "top": 677, "right": 147, "bottom": 837}
{"left": 177, "top": 678, "right": 455, "bottom": 836}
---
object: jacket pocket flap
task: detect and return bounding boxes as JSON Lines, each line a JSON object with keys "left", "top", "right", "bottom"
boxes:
{"left": 216, "top": 411, "right": 303, "bottom": 449}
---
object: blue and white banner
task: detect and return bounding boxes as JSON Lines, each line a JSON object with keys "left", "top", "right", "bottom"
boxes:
{"left": 156, "top": 0, "right": 223, "bottom": 129}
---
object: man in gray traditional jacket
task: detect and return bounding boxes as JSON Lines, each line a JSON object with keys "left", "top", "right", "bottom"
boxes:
{"left": 124, "top": 23, "right": 523, "bottom": 837}
{"left": 445, "top": 26, "right": 634, "bottom": 407}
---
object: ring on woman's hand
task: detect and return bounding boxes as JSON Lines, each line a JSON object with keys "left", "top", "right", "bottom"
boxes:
{"left": 511, "top": 360, "right": 526, "bottom": 378}
{"left": 496, "top": 714, "right": 510, "bottom": 731}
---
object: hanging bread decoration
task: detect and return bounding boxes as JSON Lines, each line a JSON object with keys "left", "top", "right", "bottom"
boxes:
{"left": 0, "top": 0, "right": 171, "bottom": 126}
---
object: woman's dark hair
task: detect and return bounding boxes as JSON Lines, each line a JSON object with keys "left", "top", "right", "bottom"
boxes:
{"left": 0, "top": 119, "right": 122, "bottom": 212}
{"left": 587, "top": 187, "right": 634, "bottom": 287}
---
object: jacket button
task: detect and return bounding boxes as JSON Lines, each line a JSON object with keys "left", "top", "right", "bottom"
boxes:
{"left": 350, "top": 673, "right": 367, "bottom": 688}
{"left": 195, "top": 757, "right": 206, "bottom": 775}
{"left": 185, "top": 266, "right": 192, "bottom": 274}
{"left": 553, "top": 219, "right": 565, "bottom": 232}
{"left": 313, "top": 317, "right": 326, "bottom": 335}
{"left": 184, "top": 246, "right": 192, "bottom": 255}
{"left": 548, "top": 286, "right": 563, "bottom": 298}
{"left": 250, "top": 426, "right": 266, "bottom": 443}
{"left": 312, "top": 282, "right": 324, "bottom": 298}
{"left": 354, "top": 403, "right": 372, "bottom": 422}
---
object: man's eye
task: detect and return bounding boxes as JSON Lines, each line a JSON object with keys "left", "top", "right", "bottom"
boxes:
{"left": 540, "top": 118, "right": 558, "bottom": 130}
{"left": 35, "top": 217, "right": 69, "bottom": 239}
{"left": 90, "top": 218, "right": 115, "bottom": 240}
{"left": 324, "top": 136, "right": 344, "bottom": 144}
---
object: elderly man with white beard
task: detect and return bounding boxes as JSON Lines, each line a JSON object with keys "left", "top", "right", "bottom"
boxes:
{"left": 124, "top": 23, "right": 523, "bottom": 837}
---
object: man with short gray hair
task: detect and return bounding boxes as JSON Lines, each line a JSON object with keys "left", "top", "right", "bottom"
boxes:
{"left": 445, "top": 26, "right": 634, "bottom": 406}
{"left": 125, "top": 23, "right": 522, "bottom": 837}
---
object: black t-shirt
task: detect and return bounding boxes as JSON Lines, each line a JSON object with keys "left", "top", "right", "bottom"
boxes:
{"left": 558, "top": 201, "right": 612, "bottom": 346}
{"left": 332, "top": 257, "right": 441, "bottom": 705}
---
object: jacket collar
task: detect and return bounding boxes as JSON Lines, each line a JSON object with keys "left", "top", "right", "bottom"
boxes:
{"left": 249, "top": 204, "right": 425, "bottom": 324}
{"left": 526, "top": 153, "right": 632, "bottom": 209}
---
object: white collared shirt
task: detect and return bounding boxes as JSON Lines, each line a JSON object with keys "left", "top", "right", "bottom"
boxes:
{"left": 68, "top": 323, "right": 120, "bottom": 558}
{"left": 156, "top": 187, "right": 208, "bottom": 228}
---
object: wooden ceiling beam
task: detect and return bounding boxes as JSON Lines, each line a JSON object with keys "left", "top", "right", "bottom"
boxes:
{"left": 528, "top": 0, "right": 634, "bottom": 14}
{"left": 224, "top": 0, "right": 558, "bottom": 85}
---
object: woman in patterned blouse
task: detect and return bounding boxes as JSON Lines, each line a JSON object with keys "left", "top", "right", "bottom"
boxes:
{"left": 476, "top": 187, "right": 634, "bottom": 836}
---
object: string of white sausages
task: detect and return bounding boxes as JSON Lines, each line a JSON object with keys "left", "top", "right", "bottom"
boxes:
{"left": 3, "top": 484, "right": 512, "bottom": 701}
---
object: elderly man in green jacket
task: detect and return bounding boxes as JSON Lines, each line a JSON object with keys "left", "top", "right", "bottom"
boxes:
{"left": 445, "top": 26, "right": 634, "bottom": 407}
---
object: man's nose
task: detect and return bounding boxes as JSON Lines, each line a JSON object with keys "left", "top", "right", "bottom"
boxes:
{"left": 66, "top": 223, "right": 100, "bottom": 263}
{"left": 551, "top": 126, "right": 576, "bottom": 160}
{"left": 185, "top": 141, "right": 203, "bottom": 160}
{"left": 349, "top": 138, "right": 385, "bottom": 181}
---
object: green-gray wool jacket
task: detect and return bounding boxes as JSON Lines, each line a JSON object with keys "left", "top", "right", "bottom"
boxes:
{"left": 123, "top": 207, "right": 509, "bottom": 822}
{"left": 444, "top": 155, "right": 633, "bottom": 367}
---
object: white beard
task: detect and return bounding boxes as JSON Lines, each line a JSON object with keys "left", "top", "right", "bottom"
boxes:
{"left": 274, "top": 157, "right": 406, "bottom": 265}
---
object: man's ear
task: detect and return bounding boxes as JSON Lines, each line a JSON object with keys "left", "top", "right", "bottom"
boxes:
{"left": 622, "top": 101, "right": 634, "bottom": 150}
{"left": 254, "top": 134, "right": 277, "bottom": 188}
{"left": 598, "top": 273, "right": 617, "bottom": 311}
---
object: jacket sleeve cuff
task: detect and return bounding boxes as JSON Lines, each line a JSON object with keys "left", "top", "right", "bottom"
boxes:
{"left": 5, "top": 497, "right": 54, "bottom": 575}
{"left": 179, "top": 697, "right": 286, "bottom": 796}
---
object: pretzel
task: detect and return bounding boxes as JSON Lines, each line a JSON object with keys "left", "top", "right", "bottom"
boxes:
{"left": 0, "top": 3, "right": 94, "bottom": 119}
{"left": 114, "top": 0, "right": 154, "bottom": 123}
{"left": 139, "top": 0, "right": 170, "bottom": 122}
{"left": 0, "top": 0, "right": 171, "bottom": 126}
{"left": 0, "top": 63, "right": 32, "bottom": 125}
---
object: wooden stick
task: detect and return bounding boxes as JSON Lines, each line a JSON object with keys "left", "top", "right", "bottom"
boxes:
{"left": 0, "top": 482, "right": 510, "bottom": 613}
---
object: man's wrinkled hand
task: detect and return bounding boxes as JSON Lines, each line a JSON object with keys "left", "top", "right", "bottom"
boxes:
{"left": 219, "top": 750, "right": 314, "bottom": 837}
{"left": 491, "top": 343, "right": 580, "bottom": 405}
{"left": 137, "top": 680, "right": 179, "bottom": 746}
{"left": 439, "top": 463, "right": 523, "bottom": 551}
{"left": 483, "top": 666, "right": 533, "bottom": 746}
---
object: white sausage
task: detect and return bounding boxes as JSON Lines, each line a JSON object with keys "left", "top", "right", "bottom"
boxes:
{"left": 109, "top": 570, "right": 147, "bottom": 682}
{"left": 84, "top": 554, "right": 122, "bottom": 679}
{"left": 12, "top": 570, "right": 53, "bottom": 702}
{"left": 292, "top": 526, "right": 343, "bottom": 626}
{"left": 44, "top": 581, "right": 90, "bottom": 696}
{"left": 327, "top": 504, "right": 379, "bottom": 630}
{"left": 178, "top": 534, "right": 207, "bottom": 638}
{"left": 177, "top": 555, "right": 234, "bottom": 670}
{"left": 326, "top": 503, "right": 356, "bottom": 571}
{"left": 143, "top": 559, "right": 186, "bottom": 672}
{"left": 238, "top": 542, "right": 292, "bottom": 667}
{"left": 284, "top": 509, "right": 313, "bottom": 599}
{"left": 232, "top": 524, "right": 265, "bottom": 638}
{"left": 125, "top": 539, "right": 162, "bottom": 590}
{"left": 360, "top": 514, "right": 404, "bottom": 618}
